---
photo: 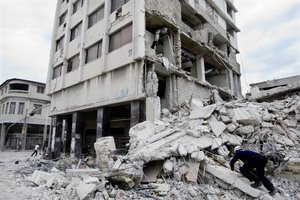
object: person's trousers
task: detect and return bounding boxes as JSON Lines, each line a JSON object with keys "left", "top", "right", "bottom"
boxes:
{"left": 31, "top": 150, "right": 38, "bottom": 156}
{"left": 240, "top": 155, "right": 274, "bottom": 191}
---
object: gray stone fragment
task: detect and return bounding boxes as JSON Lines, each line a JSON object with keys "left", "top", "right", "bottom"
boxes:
{"left": 76, "top": 182, "right": 97, "bottom": 200}
{"left": 190, "top": 104, "right": 217, "bottom": 119}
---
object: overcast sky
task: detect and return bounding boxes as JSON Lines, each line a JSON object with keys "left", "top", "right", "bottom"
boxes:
{"left": 0, "top": 0, "right": 299, "bottom": 94}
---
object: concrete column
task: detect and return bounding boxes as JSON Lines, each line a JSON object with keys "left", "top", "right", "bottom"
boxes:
{"left": 96, "top": 108, "right": 104, "bottom": 139}
{"left": 0, "top": 124, "right": 7, "bottom": 149}
{"left": 51, "top": 116, "right": 57, "bottom": 153}
{"left": 196, "top": 55, "right": 205, "bottom": 82}
{"left": 174, "top": 31, "right": 181, "bottom": 69}
{"left": 62, "top": 119, "right": 67, "bottom": 155}
{"left": 130, "top": 101, "right": 140, "bottom": 127}
{"left": 71, "top": 112, "right": 82, "bottom": 159}
{"left": 53, "top": 116, "right": 63, "bottom": 158}
{"left": 146, "top": 97, "right": 161, "bottom": 122}
{"left": 228, "top": 69, "right": 235, "bottom": 95}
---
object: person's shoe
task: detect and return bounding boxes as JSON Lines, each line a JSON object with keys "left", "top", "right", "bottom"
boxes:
{"left": 269, "top": 188, "right": 277, "bottom": 196}
{"left": 250, "top": 181, "right": 262, "bottom": 188}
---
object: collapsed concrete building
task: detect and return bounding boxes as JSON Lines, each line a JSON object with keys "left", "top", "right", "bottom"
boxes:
{"left": 248, "top": 75, "right": 300, "bottom": 102}
{"left": 0, "top": 79, "right": 50, "bottom": 150}
{"left": 46, "top": 0, "right": 241, "bottom": 157}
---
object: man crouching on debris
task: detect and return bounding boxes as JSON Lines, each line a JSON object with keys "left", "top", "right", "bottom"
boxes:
{"left": 230, "top": 146, "right": 277, "bottom": 196}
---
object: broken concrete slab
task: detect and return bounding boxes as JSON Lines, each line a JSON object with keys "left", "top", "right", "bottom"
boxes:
{"left": 94, "top": 136, "right": 116, "bottom": 170}
{"left": 236, "top": 125, "right": 255, "bottom": 135}
{"left": 185, "top": 158, "right": 200, "bottom": 182}
{"left": 190, "top": 104, "right": 217, "bottom": 119}
{"left": 76, "top": 182, "right": 97, "bottom": 200}
{"left": 204, "top": 164, "right": 262, "bottom": 198}
{"left": 152, "top": 183, "right": 171, "bottom": 196}
{"left": 231, "top": 107, "right": 262, "bottom": 125}
{"left": 209, "top": 116, "right": 226, "bottom": 137}
{"left": 28, "top": 170, "right": 52, "bottom": 186}
{"left": 129, "top": 121, "right": 155, "bottom": 150}
{"left": 66, "top": 169, "right": 100, "bottom": 178}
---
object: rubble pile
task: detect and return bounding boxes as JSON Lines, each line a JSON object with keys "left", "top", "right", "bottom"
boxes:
{"left": 11, "top": 95, "right": 300, "bottom": 199}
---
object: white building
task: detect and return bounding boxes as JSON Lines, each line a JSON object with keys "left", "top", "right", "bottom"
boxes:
{"left": 46, "top": 0, "right": 241, "bottom": 157}
{"left": 0, "top": 79, "right": 50, "bottom": 150}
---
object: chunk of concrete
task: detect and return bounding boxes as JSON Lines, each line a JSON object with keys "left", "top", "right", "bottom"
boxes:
{"left": 129, "top": 121, "right": 155, "bottom": 149}
{"left": 227, "top": 123, "right": 238, "bottom": 132}
{"left": 83, "top": 176, "right": 100, "bottom": 184}
{"left": 209, "top": 116, "right": 226, "bottom": 137}
{"left": 94, "top": 136, "right": 116, "bottom": 169}
{"left": 76, "top": 182, "right": 97, "bottom": 200}
{"left": 163, "top": 159, "right": 174, "bottom": 173}
{"left": 28, "top": 170, "right": 52, "bottom": 186}
{"left": 185, "top": 158, "right": 200, "bottom": 182}
{"left": 66, "top": 169, "right": 100, "bottom": 178}
{"left": 205, "top": 164, "right": 262, "bottom": 198}
{"left": 178, "top": 144, "right": 188, "bottom": 156}
{"left": 153, "top": 183, "right": 171, "bottom": 196}
{"left": 190, "top": 104, "right": 217, "bottom": 119}
{"left": 231, "top": 107, "right": 262, "bottom": 125}
{"left": 237, "top": 125, "right": 255, "bottom": 134}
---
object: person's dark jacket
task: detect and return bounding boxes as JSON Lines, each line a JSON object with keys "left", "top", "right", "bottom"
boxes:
{"left": 230, "top": 150, "right": 264, "bottom": 170}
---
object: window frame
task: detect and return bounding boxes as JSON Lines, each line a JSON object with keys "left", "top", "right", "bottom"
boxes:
{"left": 56, "top": 35, "right": 65, "bottom": 52}
{"left": 88, "top": 6, "right": 104, "bottom": 29}
{"left": 111, "top": 0, "right": 129, "bottom": 13}
{"left": 18, "top": 102, "right": 25, "bottom": 115}
{"left": 85, "top": 41, "right": 102, "bottom": 63}
{"left": 33, "top": 104, "right": 42, "bottom": 115}
{"left": 67, "top": 54, "right": 80, "bottom": 72}
{"left": 37, "top": 86, "right": 45, "bottom": 94}
{"left": 59, "top": 12, "right": 67, "bottom": 26}
{"left": 109, "top": 23, "right": 132, "bottom": 52}
{"left": 9, "top": 102, "right": 16, "bottom": 114}
{"left": 70, "top": 22, "right": 82, "bottom": 41}
{"left": 73, "top": 0, "right": 84, "bottom": 14}
{"left": 53, "top": 64, "right": 63, "bottom": 79}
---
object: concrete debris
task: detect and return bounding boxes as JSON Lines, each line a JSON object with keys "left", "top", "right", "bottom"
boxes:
{"left": 76, "top": 182, "right": 97, "bottom": 200}
{"left": 190, "top": 104, "right": 217, "bottom": 119}
{"left": 5, "top": 94, "right": 300, "bottom": 200}
{"left": 94, "top": 137, "right": 116, "bottom": 170}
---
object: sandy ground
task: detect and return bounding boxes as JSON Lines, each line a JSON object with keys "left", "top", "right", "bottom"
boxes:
{"left": 0, "top": 150, "right": 41, "bottom": 200}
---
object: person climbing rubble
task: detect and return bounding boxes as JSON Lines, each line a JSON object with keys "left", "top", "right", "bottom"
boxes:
{"left": 31, "top": 144, "right": 40, "bottom": 157}
{"left": 230, "top": 146, "right": 277, "bottom": 196}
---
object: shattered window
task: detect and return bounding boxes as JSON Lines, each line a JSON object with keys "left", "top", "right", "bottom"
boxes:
{"left": 109, "top": 24, "right": 132, "bottom": 52}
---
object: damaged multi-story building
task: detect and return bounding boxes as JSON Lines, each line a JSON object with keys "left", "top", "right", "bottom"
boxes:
{"left": 0, "top": 79, "right": 50, "bottom": 150}
{"left": 46, "top": 0, "right": 241, "bottom": 157}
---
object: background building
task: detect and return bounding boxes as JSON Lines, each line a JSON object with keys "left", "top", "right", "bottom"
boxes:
{"left": 0, "top": 79, "right": 50, "bottom": 150}
{"left": 46, "top": 0, "right": 241, "bottom": 157}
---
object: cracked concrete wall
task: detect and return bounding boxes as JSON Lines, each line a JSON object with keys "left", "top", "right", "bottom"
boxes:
{"left": 177, "top": 77, "right": 211, "bottom": 105}
{"left": 145, "top": 0, "right": 182, "bottom": 24}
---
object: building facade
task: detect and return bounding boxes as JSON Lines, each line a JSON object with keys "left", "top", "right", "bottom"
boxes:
{"left": 0, "top": 79, "right": 51, "bottom": 150}
{"left": 46, "top": 0, "right": 241, "bottom": 157}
